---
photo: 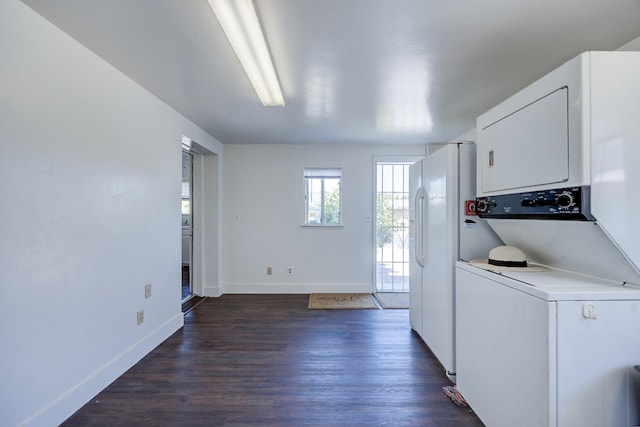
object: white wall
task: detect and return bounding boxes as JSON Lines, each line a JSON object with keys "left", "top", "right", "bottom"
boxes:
{"left": 0, "top": 1, "right": 222, "bottom": 426}
{"left": 222, "top": 144, "right": 424, "bottom": 293}
{"left": 617, "top": 35, "right": 640, "bottom": 51}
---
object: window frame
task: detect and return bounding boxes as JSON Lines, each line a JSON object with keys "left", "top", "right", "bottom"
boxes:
{"left": 303, "top": 168, "right": 343, "bottom": 227}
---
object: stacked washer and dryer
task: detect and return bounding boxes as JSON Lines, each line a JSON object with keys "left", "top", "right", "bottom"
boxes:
{"left": 456, "top": 51, "right": 640, "bottom": 427}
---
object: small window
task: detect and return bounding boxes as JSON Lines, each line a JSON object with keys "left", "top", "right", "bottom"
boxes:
{"left": 304, "top": 168, "right": 342, "bottom": 225}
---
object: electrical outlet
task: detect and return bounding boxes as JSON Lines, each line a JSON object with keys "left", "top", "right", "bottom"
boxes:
{"left": 288, "top": 267, "right": 293, "bottom": 274}
{"left": 362, "top": 214, "right": 372, "bottom": 222}
{"left": 267, "top": 267, "right": 272, "bottom": 275}
{"left": 137, "top": 310, "right": 144, "bottom": 325}
{"left": 144, "top": 283, "right": 152, "bottom": 299}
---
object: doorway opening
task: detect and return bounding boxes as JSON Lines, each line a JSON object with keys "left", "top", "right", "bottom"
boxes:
{"left": 182, "top": 150, "right": 193, "bottom": 302}
{"left": 181, "top": 135, "right": 222, "bottom": 308}
{"left": 375, "top": 162, "right": 411, "bottom": 292}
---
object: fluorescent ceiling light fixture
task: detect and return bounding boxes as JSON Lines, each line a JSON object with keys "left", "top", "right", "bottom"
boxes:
{"left": 209, "top": 0, "right": 285, "bottom": 106}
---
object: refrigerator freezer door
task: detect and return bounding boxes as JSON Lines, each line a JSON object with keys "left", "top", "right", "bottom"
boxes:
{"left": 409, "top": 160, "right": 424, "bottom": 336}
{"left": 414, "top": 187, "right": 426, "bottom": 268}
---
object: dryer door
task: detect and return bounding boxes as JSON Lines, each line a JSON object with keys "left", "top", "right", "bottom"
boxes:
{"left": 478, "top": 87, "right": 569, "bottom": 194}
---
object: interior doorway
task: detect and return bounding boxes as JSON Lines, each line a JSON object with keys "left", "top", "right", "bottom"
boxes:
{"left": 181, "top": 135, "right": 222, "bottom": 306}
{"left": 375, "top": 161, "right": 412, "bottom": 292}
{"left": 182, "top": 150, "right": 193, "bottom": 302}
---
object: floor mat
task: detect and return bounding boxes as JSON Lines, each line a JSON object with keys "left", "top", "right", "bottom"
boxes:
{"left": 308, "top": 293, "right": 378, "bottom": 309}
{"left": 374, "top": 292, "right": 409, "bottom": 309}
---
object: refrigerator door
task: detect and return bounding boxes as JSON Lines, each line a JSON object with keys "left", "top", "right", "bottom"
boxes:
{"left": 421, "top": 144, "right": 456, "bottom": 375}
{"left": 421, "top": 142, "right": 502, "bottom": 377}
{"left": 412, "top": 142, "right": 501, "bottom": 377}
{"left": 409, "top": 160, "right": 424, "bottom": 336}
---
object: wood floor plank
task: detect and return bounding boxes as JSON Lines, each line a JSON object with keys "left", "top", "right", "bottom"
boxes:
{"left": 62, "top": 294, "right": 483, "bottom": 426}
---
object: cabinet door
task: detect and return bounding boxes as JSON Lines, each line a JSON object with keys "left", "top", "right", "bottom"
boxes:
{"left": 456, "top": 267, "right": 556, "bottom": 427}
{"left": 478, "top": 88, "right": 569, "bottom": 194}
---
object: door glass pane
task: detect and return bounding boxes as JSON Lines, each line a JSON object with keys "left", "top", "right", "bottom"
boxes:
{"left": 376, "top": 162, "right": 410, "bottom": 292}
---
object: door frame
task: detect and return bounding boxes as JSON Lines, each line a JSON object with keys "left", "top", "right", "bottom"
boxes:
{"left": 372, "top": 155, "right": 423, "bottom": 294}
{"left": 182, "top": 149, "right": 194, "bottom": 301}
{"left": 182, "top": 136, "right": 223, "bottom": 297}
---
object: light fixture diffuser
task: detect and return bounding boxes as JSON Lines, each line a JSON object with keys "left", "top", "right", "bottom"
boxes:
{"left": 209, "top": 0, "right": 285, "bottom": 106}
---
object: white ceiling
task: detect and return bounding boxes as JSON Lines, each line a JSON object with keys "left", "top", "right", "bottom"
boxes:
{"left": 20, "top": 0, "right": 640, "bottom": 145}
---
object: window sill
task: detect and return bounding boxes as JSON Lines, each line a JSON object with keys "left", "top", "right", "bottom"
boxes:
{"left": 301, "top": 224, "right": 344, "bottom": 229}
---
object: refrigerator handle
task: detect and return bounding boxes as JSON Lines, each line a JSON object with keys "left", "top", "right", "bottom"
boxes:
{"left": 422, "top": 190, "right": 428, "bottom": 266}
{"left": 415, "top": 189, "right": 425, "bottom": 268}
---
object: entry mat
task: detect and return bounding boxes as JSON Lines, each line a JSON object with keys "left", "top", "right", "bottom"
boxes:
{"left": 308, "top": 293, "right": 378, "bottom": 309}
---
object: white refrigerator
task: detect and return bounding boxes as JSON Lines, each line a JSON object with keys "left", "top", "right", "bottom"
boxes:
{"left": 409, "top": 141, "right": 501, "bottom": 380}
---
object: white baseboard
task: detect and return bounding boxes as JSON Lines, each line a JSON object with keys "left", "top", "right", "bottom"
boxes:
{"left": 203, "top": 284, "right": 223, "bottom": 297}
{"left": 25, "top": 313, "right": 184, "bottom": 427}
{"left": 222, "top": 282, "right": 373, "bottom": 294}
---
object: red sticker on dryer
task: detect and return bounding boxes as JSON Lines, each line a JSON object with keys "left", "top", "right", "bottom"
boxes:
{"left": 465, "top": 200, "right": 477, "bottom": 216}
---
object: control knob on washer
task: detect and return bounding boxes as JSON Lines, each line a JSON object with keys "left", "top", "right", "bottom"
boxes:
{"left": 556, "top": 192, "right": 574, "bottom": 208}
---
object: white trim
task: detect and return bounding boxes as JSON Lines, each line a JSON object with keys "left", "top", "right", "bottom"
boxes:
{"left": 181, "top": 135, "right": 218, "bottom": 156}
{"left": 222, "top": 282, "right": 372, "bottom": 294}
{"left": 372, "top": 155, "right": 423, "bottom": 164}
{"left": 303, "top": 168, "right": 342, "bottom": 178}
{"left": 190, "top": 150, "right": 203, "bottom": 297}
{"left": 203, "top": 284, "right": 223, "bottom": 297}
{"left": 22, "top": 314, "right": 183, "bottom": 427}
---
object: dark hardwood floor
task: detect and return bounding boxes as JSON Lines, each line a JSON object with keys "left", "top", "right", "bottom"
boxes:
{"left": 62, "top": 295, "right": 483, "bottom": 426}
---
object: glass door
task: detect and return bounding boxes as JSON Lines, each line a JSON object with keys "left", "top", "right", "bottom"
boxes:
{"left": 375, "top": 162, "right": 411, "bottom": 292}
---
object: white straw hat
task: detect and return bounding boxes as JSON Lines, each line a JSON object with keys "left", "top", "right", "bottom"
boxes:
{"left": 470, "top": 246, "right": 548, "bottom": 272}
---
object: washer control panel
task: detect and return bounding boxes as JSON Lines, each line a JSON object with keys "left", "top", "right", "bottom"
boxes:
{"left": 476, "top": 186, "right": 593, "bottom": 220}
